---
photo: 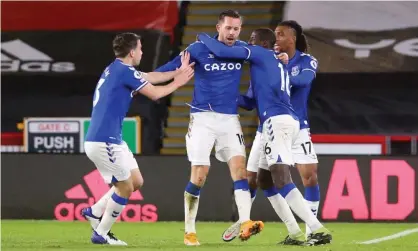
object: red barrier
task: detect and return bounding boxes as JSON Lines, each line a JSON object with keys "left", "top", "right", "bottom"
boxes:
{"left": 2, "top": 1, "right": 178, "bottom": 40}
{"left": 1, "top": 132, "right": 23, "bottom": 145}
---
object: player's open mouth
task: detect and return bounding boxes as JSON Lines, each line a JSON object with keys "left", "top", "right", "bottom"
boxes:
{"left": 227, "top": 38, "right": 234, "bottom": 42}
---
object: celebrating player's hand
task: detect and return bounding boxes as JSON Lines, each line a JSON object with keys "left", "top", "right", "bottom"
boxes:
{"left": 174, "top": 64, "right": 194, "bottom": 87}
{"left": 278, "top": 52, "right": 289, "bottom": 65}
{"left": 179, "top": 51, "right": 195, "bottom": 72}
{"left": 274, "top": 43, "right": 280, "bottom": 53}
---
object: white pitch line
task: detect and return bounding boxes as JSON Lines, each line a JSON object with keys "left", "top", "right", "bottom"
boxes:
{"left": 358, "top": 228, "right": 418, "bottom": 244}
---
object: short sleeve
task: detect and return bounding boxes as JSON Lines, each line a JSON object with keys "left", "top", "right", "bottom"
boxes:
{"left": 301, "top": 55, "right": 319, "bottom": 75}
{"left": 123, "top": 68, "right": 150, "bottom": 95}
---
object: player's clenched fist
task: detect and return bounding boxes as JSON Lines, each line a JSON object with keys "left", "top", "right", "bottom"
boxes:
{"left": 278, "top": 52, "right": 289, "bottom": 64}
{"left": 274, "top": 43, "right": 280, "bottom": 53}
{"left": 274, "top": 44, "right": 289, "bottom": 64}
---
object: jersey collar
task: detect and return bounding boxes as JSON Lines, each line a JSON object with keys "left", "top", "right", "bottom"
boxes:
{"left": 115, "top": 58, "right": 133, "bottom": 67}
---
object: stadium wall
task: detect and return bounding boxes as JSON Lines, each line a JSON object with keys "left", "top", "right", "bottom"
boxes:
{"left": 3, "top": 72, "right": 418, "bottom": 134}
{"left": 2, "top": 154, "right": 418, "bottom": 222}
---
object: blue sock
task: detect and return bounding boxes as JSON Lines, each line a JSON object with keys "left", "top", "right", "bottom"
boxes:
{"left": 263, "top": 186, "right": 279, "bottom": 197}
{"left": 305, "top": 185, "right": 320, "bottom": 202}
{"left": 250, "top": 188, "right": 257, "bottom": 199}
{"left": 278, "top": 183, "right": 296, "bottom": 198}
{"left": 233, "top": 179, "right": 249, "bottom": 191}
{"left": 185, "top": 181, "right": 201, "bottom": 196}
{"left": 111, "top": 192, "right": 128, "bottom": 205}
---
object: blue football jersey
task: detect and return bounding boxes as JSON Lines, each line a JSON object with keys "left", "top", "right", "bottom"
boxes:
{"left": 156, "top": 39, "right": 247, "bottom": 114}
{"left": 237, "top": 81, "right": 263, "bottom": 132}
{"left": 199, "top": 34, "right": 298, "bottom": 126}
{"left": 85, "top": 59, "right": 149, "bottom": 144}
{"left": 288, "top": 50, "right": 318, "bottom": 129}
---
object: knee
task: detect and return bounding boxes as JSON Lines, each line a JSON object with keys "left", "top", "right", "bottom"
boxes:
{"left": 304, "top": 175, "right": 318, "bottom": 187}
{"left": 116, "top": 181, "right": 134, "bottom": 197}
{"left": 133, "top": 175, "right": 144, "bottom": 190}
{"left": 299, "top": 164, "right": 318, "bottom": 187}
{"left": 131, "top": 169, "right": 144, "bottom": 190}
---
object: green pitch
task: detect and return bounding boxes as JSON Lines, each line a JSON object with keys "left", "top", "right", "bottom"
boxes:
{"left": 2, "top": 221, "right": 418, "bottom": 250}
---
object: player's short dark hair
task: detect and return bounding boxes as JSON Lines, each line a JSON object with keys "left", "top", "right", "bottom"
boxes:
{"left": 278, "top": 20, "right": 309, "bottom": 53}
{"left": 112, "top": 32, "right": 141, "bottom": 58}
{"left": 218, "top": 10, "right": 243, "bottom": 23}
{"left": 254, "top": 28, "right": 276, "bottom": 49}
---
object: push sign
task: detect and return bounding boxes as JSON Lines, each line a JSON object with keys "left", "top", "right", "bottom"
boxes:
{"left": 26, "top": 120, "right": 80, "bottom": 153}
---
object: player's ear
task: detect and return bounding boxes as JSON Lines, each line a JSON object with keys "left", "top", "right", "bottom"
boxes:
{"left": 216, "top": 23, "right": 221, "bottom": 33}
{"left": 292, "top": 34, "right": 297, "bottom": 44}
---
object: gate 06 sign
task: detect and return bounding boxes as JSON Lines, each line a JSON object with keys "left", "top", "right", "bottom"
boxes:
{"left": 25, "top": 119, "right": 81, "bottom": 153}
{"left": 24, "top": 117, "right": 141, "bottom": 153}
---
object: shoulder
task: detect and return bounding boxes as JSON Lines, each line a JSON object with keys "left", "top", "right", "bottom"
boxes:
{"left": 180, "top": 41, "right": 206, "bottom": 59}
{"left": 185, "top": 41, "right": 205, "bottom": 51}
{"left": 300, "top": 53, "right": 318, "bottom": 70}
{"left": 300, "top": 53, "right": 318, "bottom": 63}
{"left": 245, "top": 44, "right": 269, "bottom": 55}
{"left": 120, "top": 65, "right": 143, "bottom": 80}
{"left": 235, "top": 40, "right": 248, "bottom": 46}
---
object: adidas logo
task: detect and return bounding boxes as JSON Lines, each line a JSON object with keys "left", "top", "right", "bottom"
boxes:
{"left": 54, "top": 170, "right": 158, "bottom": 222}
{"left": 1, "top": 39, "right": 75, "bottom": 73}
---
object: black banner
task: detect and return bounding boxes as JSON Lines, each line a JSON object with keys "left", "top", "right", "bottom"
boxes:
{"left": 1, "top": 30, "right": 171, "bottom": 76}
{"left": 308, "top": 73, "right": 418, "bottom": 134}
{"left": 2, "top": 154, "right": 418, "bottom": 222}
{"left": 282, "top": 2, "right": 418, "bottom": 73}
{"left": 306, "top": 28, "right": 418, "bottom": 73}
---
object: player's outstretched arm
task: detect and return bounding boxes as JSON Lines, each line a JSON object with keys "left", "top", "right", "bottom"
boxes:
{"left": 154, "top": 43, "right": 198, "bottom": 73}
{"left": 290, "top": 70, "right": 315, "bottom": 88}
{"left": 143, "top": 71, "right": 179, "bottom": 84}
{"left": 138, "top": 66, "right": 194, "bottom": 101}
{"left": 198, "top": 33, "right": 250, "bottom": 60}
{"left": 154, "top": 56, "right": 181, "bottom": 72}
{"left": 144, "top": 52, "right": 195, "bottom": 84}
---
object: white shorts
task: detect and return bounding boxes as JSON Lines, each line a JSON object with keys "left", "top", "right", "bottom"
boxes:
{"left": 292, "top": 128, "right": 318, "bottom": 164}
{"left": 259, "top": 115, "right": 300, "bottom": 170}
{"left": 247, "top": 131, "right": 262, "bottom": 173}
{"left": 185, "top": 112, "right": 246, "bottom": 166}
{"left": 84, "top": 141, "right": 139, "bottom": 184}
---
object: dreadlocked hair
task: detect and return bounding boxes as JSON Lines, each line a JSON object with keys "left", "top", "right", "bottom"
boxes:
{"left": 279, "top": 20, "right": 309, "bottom": 53}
